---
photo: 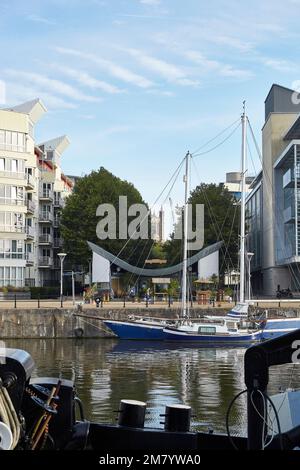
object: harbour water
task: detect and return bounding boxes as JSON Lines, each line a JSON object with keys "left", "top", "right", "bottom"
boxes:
{"left": 5, "top": 338, "right": 300, "bottom": 436}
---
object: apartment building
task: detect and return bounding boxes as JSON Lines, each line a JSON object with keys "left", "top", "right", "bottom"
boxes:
{"left": 246, "top": 84, "right": 300, "bottom": 295}
{"left": 0, "top": 99, "right": 73, "bottom": 288}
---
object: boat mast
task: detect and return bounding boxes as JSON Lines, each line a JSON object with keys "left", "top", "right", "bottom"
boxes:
{"left": 182, "top": 151, "right": 190, "bottom": 320}
{"left": 239, "top": 102, "right": 247, "bottom": 304}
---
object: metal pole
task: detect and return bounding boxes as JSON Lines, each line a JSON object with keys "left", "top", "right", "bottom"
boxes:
{"left": 60, "top": 258, "right": 63, "bottom": 307}
{"left": 239, "top": 103, "right": 247, "bottom": 304}
{"left": 182, "top": 152, "right": 190, "bottom": 321}
{"left": 248, "top": 257, "right": 251, "bottom": 301}
{"left": 72, "top": 271, "right": 75, "bottom": 306}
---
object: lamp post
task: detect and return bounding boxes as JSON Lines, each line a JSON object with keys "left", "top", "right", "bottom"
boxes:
{"left": 58, "top": 252, "right": 67, "bottom": 307}
{"left": 247, "top": 252, "right": 254, "bottom": 301}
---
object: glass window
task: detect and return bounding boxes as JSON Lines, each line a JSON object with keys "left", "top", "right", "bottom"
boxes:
{"left": 198, "top": 326, "right": 216, "bottom": 335}
{"left": 0, "top": 158, "right": 4, "bottom": 171}
{"left": 11, "top": 160, "right": 17, "bottom": 172}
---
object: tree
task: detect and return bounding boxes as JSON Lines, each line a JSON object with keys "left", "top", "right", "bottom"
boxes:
{"left": 60, "top": 167, "right": 153, "bottom": 269}
{"left": 164, "top": 183, "right": 240, "bottom": 277}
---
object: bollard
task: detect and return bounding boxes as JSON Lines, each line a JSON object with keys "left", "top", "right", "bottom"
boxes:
{"left": 123, "top": 295, "right": 126, "bottom": 308}
{"left": 95, "top": 297, "right": 100, "bottom": 308}
{"left": 163, "top": 404, "right": 191, "bottom": 432}
{"left": 38, "top": 295, "right": 40, "bottom": 309}
{"left": 14, "top": 294, "right": 17, "bottom": 309}
{"left": 117, "top": 399, "right": 146, "bottom": 428}
{"left": 168, "top": 294, "right": 171, "bottom": 308}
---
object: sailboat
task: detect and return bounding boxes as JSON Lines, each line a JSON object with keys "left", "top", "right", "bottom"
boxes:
{"left": 163, "top": 105, "right": 263, "bottom": 343}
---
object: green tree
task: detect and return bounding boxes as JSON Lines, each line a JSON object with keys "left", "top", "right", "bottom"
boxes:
{"left": 60, "top": 167, "right": 153, "bottom": 269}
{"left": 164, "top": 183, "right": 240, "bottom": 276}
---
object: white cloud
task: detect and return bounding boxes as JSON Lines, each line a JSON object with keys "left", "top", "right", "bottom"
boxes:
{"left": 26, "top": 14, "right": 56, "bottom": 25}
{"left": 5, "top": 69, "right": 102, "bottom": 103}
{"left": 261, "top": 57, "right": 294, "bottom": 73}
{"left": 99, "top": 125, "right": 133, "bottom": 138}
{"left": 140, "top": 0, "right": 161, "bottom": 5}
{"left": 5, "top": 82, "right": 77, "bottom": 110}
{"left": 50, "top": 64, "right": 124, "bottom": 94}
{"left": 120, "top": 47, "right": 200, "bottom": 86}
{"left": 54, "top": 46, "right": 154, "bottom": 88}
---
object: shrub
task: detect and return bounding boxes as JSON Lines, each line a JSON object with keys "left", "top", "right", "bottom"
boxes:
{"left": 30, "top": 287, "right": 60, "bottom": 299}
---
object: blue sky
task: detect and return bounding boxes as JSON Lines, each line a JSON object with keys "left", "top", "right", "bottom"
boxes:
{"left": 1, "top": 0, "right": 300, "bottom": 232}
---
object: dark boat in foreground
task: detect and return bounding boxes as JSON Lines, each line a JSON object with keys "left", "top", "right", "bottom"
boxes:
{"left": 1, "top": 329, "right": 300, "bottom": 451}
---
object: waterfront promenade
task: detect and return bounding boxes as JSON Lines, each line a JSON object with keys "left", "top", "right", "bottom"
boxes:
{"left": 1, "top": 298, "right": 300, "bottom": 310}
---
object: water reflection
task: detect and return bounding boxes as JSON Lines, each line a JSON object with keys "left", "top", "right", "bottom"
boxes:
{"left": 5, "top": 338, "right": 300, "bottom": 435}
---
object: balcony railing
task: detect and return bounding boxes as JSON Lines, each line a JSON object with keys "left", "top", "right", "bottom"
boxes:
{"left": 26, "top": 225, "right": 35, "bottom": 238}
{"left": 53, "top": 216, "right": 60, "bottom": 227}
{"left": 0, "top": 197, "right": 25, "bottom": 206}
{"left": 0, "top": 225, "right": 25, "bottom": 233}
{"left": 283, "top": 205, "right": 295, "bottom": 224}
{"left": 38, "top": 256, "right": 52, "bottom": 267}
{"left": 26, "top": 173, "right": 35, "bottom": 188}
{"left": 0, "top": 170, "right": 26, "bottom": 180}
{"left": 39, "top": 188, "right": 53, "bottom": 201}
{"left": 0, "top": 252, "right": 25, "bottom": 259}
{"left": 39, "top": 212, "right": 53, "bottom": 223}
{"left": 39, "top": 234, "right": 53, "bottom": 244}
{"left": 26, "top": 199, "right": 36, "bottom": 212}
{"left": 53, "top": 237, "right": 62, "bottom": 248}
{"left": 26, "top": 252, "right": 34, "bottom": 263}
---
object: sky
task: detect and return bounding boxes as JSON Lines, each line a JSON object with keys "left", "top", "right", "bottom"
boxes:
{"left": 1, "top": 0, "right": 300, "bottom": 234}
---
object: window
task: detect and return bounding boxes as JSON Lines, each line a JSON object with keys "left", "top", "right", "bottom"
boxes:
{"left": 0, "top": 130, "right": 26, "bottom": 152}
{"left": 198, "top": 326, "right": 216, "bottom": 335}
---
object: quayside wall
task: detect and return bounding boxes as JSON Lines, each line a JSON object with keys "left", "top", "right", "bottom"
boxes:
{"left": 1, "top": 306, "right": 299, "bottom": 338}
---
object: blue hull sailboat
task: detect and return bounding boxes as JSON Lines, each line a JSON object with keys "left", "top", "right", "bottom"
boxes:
{"left": 103, "top": 319, "right": 166, "bottom": 340}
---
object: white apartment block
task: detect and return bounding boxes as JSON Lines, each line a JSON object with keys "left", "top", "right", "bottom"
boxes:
{"left": 0, "top": 99, "right": 73, "bottom": 288}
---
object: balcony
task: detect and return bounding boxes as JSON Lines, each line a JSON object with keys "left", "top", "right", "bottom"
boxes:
{"left": 39, "top": 188, "right": 53, "bottom": 202}
{"left": 54, "top": 196, "right": 63, "bottom": 207}
{"left": 0, "top": 197, "right": 25, "bottom": 207}
{"left": 0, "top": 170, "right": 26, "bottom": 181}
{"left": 25, "top": 225, "right": 35, "bottom": 239}
{"left": 38, "top": 256, "right": 52, "bottom": 268}
{"left": 53, "top": 216, "right": 60, "bottom": 228}
{"left": 53, "top": 237, "right": 62, "bottom": 248}
{"left": 25, "top": 173, "right": 35, "bottom": 190}
{"left": 0, "top": 252, "right": 25, "bottom": 260}
{"left": 39, "top": 234, "right": 53, "bottom": 245}
{"left": 26, "top": 252, "right": 34, "bottom": 265}
{"left": 39, "top": 212, "right": 53, "bottom": 223}
{"left": 0, "top": 225, "right": 25, "bottom": 233}
{"left": 26, "top": 199, "right": 36, "bottom": 213}
{"left": 283, "top": 206, "right": 295, "bottom": 224}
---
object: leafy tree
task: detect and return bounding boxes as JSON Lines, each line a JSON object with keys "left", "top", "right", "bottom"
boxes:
{"left": 164, "top": 183, "right": 240, "bottom": 277}
{"left": 60, "top": 167, "right": 153, "bottom": 269}
{"left": 150, "top": 242, "right": 166, "bottom": 260}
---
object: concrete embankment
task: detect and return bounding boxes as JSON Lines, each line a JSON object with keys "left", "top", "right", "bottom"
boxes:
{"left": 0, "top": 306, "right": 230, "bottom": 339}
{"left": 1, "top": 305, "right": 299, "bottom": 338}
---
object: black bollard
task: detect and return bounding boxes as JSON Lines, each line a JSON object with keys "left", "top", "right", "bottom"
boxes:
{"left": 117, "top": 399, "right": 146, "bottom": 428}
{"left": 163, "top": 404, "right": 191, "bottom": 432}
